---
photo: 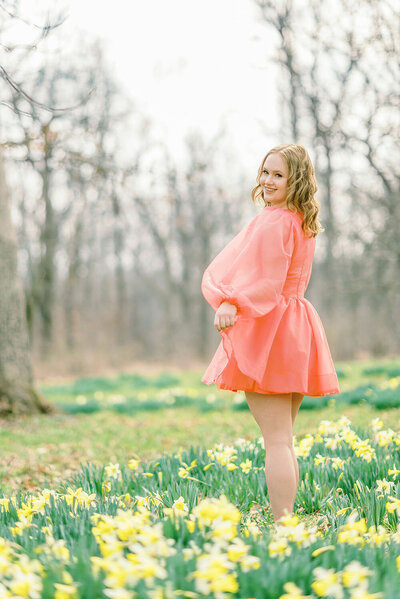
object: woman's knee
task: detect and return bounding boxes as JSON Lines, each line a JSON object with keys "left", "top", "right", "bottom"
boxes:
{"left": 264, "top": 435, "right": 294, "bottom": 451}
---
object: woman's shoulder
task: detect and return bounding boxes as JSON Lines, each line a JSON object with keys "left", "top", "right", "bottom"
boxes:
{"left": 251, "top": 206, "right": 297, "bottom": 247}
{"left": 257, "top": 205, "right": 301, "bottom": 227}
{"left": 259, "top": 206, "right": 315, "bottom": 241}
{"left": 259, "top": 205, "right": 301, "bottom": 217}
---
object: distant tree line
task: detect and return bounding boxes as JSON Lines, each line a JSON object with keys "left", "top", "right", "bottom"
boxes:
{"left": 0, "top": 0, "right": 398, "bottom": 407}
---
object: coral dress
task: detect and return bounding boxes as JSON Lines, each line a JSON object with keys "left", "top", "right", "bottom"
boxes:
{"left": 200, "top": 205, "right": 340, "bottom": 397}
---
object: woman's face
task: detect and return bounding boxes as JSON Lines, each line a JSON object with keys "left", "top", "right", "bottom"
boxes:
{"left": 259, "top": 153, "right": 289, "bottom": 208}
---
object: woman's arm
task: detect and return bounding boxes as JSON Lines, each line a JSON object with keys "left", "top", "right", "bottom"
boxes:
{"left": 201, "top": 210, "right": 295, "bottom": 319}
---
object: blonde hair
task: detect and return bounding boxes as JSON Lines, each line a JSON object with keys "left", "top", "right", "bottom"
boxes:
{"left": 251, "top": 143, "right": 325, "bottom": 238}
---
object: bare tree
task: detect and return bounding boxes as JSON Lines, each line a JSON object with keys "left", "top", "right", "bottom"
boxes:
{"left": 0, "top": 146, "right": 52, "bottom": 415}
{"left": 122, "top": 127, "right": 250, "bottom": 361}
{"left": 0, "top": 3, "right": 90, "bottom": 412}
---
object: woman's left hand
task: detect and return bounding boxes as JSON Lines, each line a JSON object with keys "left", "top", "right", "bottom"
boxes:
{"left": 214, "top": 301, "right": 238, "bottom": 331}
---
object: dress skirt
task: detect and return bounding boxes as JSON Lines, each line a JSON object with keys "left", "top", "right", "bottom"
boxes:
{"left": 211, "top": 351, "right": 339, "bottom": 396}
{"left": 201, "top": 295, "right": 341, "bottom": 397}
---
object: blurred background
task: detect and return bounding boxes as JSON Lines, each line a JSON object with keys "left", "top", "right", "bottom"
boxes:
{"left": 0, "top": 0, "right": 399, "bottom": 383}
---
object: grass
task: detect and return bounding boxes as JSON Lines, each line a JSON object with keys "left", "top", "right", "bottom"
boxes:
{"left": 0, "top": 411, "right": 399, "bottom": 598}
{"left": 0, "top": 357, "right": 399, "bottom": 597}
{"left": 0, "top": 356, "right": 399, "bottom": 497}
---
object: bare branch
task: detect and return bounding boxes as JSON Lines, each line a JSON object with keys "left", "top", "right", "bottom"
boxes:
{"left": 0, "top": 100, "right": 33, "bottom": 117}
{"left": 0, "top": 2, "right": 67, "bottom": 32}
{"left": 0, "top": 65, "right": 95, "bottom": 112}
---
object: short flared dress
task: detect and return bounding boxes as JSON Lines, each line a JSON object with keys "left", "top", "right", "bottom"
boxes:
{"left": 200, "top": 205, "right": 340, "bottom": 397}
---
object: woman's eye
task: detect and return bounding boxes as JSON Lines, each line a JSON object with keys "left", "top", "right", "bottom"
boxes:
{"left": 263, "top": 170, "right": 282, "bottom": 177}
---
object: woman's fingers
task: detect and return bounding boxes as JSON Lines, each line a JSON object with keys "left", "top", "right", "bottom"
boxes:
{"left": 215, "top": 315, "right": 234, "bottom": 331}
{"left": 214, "top": 304, "right": 237, "bottom": 330}
{"left": 214, "top": 302, "right": 237, "bottom": 331}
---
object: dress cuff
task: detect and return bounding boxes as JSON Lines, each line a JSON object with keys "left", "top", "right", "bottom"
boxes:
{"left": 218, "top": 296, "right": 240, "bottom": 312}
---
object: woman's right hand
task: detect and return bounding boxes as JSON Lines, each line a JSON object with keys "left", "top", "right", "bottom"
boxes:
{"left": 214, "top": 301, "right": 238, "bottom": 332}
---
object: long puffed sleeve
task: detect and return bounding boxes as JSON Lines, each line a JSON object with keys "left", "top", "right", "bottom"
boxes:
{"left": 201, "top": 208, "right": 295, "bottom": 319}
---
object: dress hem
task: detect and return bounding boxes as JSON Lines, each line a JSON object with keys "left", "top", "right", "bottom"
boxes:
{"left": 201, "top": 378, "right": 340, "bottom": 397}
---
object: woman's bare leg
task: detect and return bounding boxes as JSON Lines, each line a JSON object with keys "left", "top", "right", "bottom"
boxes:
{"left": 245, "top": 390, "right": 297, "bottom": 522}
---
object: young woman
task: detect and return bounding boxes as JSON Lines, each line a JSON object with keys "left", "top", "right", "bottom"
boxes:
{"left": 201, "top": 143, "right": 340, "bottom": 523}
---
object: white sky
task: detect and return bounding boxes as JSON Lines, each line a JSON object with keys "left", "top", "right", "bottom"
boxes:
{"left": 64, "top": 0, "right": 280, "bottom": 170}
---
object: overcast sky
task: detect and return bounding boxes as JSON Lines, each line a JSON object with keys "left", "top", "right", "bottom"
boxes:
{"left": 64, "top": 0, "right": 279, "bottom": 171}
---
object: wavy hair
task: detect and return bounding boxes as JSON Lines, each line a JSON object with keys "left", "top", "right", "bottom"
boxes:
{"left": 251, "top": 143, "right": 324, "bottom": 238}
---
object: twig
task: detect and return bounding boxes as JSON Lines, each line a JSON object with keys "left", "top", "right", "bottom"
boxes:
{"left": 0, "top": 65, "right": 95, "bottom": 112}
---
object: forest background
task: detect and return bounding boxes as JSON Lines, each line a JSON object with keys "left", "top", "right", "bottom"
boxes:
{"left": 0, "top": 0, "right": 398, "bottom": 394}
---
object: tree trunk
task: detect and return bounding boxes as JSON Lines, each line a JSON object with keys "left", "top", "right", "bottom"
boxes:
{"left": 0, "top": 148, "right": 54, "bottom": 416}
{"left": 37, "top": 147, "right": 57, "bottom": 357}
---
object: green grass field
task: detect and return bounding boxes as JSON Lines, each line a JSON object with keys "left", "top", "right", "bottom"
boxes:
{"left": 0, "top": 356, "right": 399, "bottom": 597}
{"left": 0, "top": 356, "right": 399, "bottom": 497}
